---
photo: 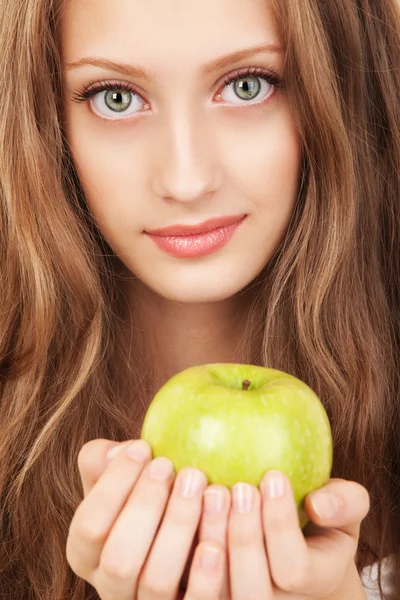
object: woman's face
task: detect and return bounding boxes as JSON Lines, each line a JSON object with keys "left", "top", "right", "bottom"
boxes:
{"left": 61, "top": 0, "right": 302, "bottom": 303}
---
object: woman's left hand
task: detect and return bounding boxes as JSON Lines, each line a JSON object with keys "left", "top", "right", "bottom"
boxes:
{"left": 196, "top": 472, "right": 370, "bottom": 599}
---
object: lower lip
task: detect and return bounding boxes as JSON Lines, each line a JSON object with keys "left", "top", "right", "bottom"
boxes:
{"left": 145, "top": 216, "right": 246, "bottom": 258}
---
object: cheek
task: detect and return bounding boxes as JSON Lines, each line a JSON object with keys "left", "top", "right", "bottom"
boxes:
{"left": 221, "top": 109, "right": 302, "bottom": 251}
{"left": 67, "top": 115, "right": 141, "bottom": 189}
{"left": 65, "top": 113, "right": 146, "bottom": 228}
{"left": 222, "top": 108, "right": 302, "bottom": 202}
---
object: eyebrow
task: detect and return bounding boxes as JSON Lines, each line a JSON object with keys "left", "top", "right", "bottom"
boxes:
{"left": 65, "top": 42, "right": 283, "bottom": 82}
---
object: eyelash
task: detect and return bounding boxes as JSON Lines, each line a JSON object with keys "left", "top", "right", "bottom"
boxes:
{"left": 71, "top": 66, "right": 285, "bottom": 112}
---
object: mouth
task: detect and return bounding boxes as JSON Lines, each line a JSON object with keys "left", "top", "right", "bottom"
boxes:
{"left": 145, "top": 213, "right": 247, "bottom": 237}
{"left": 144, "top": 214, "right": 247, "bottom": 259}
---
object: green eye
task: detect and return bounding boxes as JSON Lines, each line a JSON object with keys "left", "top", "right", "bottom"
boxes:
{"left": 104, "top": 89, "right": 133, "bottom": 112}
{"left": 233, "top": 75, "right": 262, "bottom": 101}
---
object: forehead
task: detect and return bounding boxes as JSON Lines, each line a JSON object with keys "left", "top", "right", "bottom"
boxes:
{"left": 61, "top": 0, "right": 281, "bottom": 71}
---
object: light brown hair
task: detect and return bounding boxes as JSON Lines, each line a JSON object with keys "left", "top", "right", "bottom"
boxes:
{"left": 0, "top": 0, "right": 399, "bottom": 598}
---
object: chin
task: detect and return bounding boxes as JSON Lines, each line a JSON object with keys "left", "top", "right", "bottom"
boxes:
{"left": 152, "top": 281, "right": 244, "bottom": 304}
{"left": 137, "top": 262, "right": 265, "bottom": 303}
{"left": 121, "top": 247, "right": 269, "bottom": 303}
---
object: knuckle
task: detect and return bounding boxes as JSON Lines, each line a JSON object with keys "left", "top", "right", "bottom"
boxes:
{"left": 65, "top": 538, "right": 84, "bottom": 578}
{"left": 77, "top": 515, "right": 108, "bottom": 544}
{"left": 100, "top": 556, "right": 134, "bottom": 581}
{"left": 139, "top": 572, "right": 173, "bottom": 597}
{"left": 228, "top": 521, "right": 258, "bottom": 547}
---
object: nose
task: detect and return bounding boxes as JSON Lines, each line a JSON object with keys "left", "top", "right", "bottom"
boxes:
{"left": 152, "top": 110, "right": 221, "bottom": 204}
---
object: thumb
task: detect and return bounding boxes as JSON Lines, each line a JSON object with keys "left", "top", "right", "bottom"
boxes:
{"left": 77, "top": 438, "right": 132, "bottom": 497}
{"left": 304, "top": 478, "right": 370, "bottom": 539}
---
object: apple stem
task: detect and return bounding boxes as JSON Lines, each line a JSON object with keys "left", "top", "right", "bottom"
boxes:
{"left": 242, "top": 380, "right": 251, "bottom": 391}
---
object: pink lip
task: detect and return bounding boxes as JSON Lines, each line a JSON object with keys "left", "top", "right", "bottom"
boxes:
{"left": 145, "top": 214, "right": 246, "bottom": 236}
{"left": 145, "top": 214, "right": 247, "bottom": 258}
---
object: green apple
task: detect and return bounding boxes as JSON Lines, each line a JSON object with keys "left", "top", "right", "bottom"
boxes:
{"left": 141, "top": 363, "right": 333, "bottom": 529}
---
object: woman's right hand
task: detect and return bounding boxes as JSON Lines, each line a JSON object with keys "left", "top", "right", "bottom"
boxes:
{"left": 66, "top": 438, "right": 229, "bottom": 600}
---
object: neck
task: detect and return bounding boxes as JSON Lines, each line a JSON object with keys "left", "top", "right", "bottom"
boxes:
{"left": 119, "top": 275, "right": 264, "bottom": 401}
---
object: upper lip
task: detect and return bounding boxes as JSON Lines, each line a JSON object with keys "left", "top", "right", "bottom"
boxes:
{"left": 145, "top": 214, "right": 246, "bottom": 236}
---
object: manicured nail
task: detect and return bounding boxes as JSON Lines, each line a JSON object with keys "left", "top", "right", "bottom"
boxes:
{"left": 312, "top": 492, "right": 341, "bottom": 519}
{"left": 148, "top": 457, "right": 174, "bottom": 481}
{"left": 106, "top": 442, "right": 130, "bottom": 460}
{"left": 204, "top": 489, "right": 225, "bottom": 514}
{"left": 124, "top": 440, "right": 151, "bottom": 462}
{"left": 262, "top": 471, "right": 286, "bottom": 499}
{"left": 177, "top": 469, "right": 207, "bottom": 498}
{"left": 232, "top": 483, "right": 254, "bottom": 513}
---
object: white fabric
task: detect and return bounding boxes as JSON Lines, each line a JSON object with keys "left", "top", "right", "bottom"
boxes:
{"left": 361, "top": 555, "right": 397, "bottom": 600}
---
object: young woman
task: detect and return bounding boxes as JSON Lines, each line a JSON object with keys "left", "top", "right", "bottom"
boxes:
{"left": 0, "top": 0, "right": 399, "bottom": 598}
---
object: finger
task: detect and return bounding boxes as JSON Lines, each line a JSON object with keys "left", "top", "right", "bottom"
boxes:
{"left": 298, "top": 479, "right": 371, "bottom": 596}
{"left": 184, "top": 541, "right": 225, "bottom": 600}
{"left": 199, "top": 485, "right": 231, "bottom": 598}
{"left": 305, "top": 478, "right": 370, "bottom": 539}
{"left": 66, "top": 440, "right": 152, "bottom": 579}
{"left": 261, "top": 474, "right": 370, "bottom": 597}
{"left": 260, "top": 471, "right": 311, "bottom": 593}
{"left": 94, "top": 456, "right": 176, "bottom": 600}
{"left": 179, "top": 531, "right": 199, "bottom": 593}
{"left": 78, "top": 438, "right": 132, "bottom": 497}
{"left": 138, "top": 467, "right": 208, "bottom": 600}
{"left": 228, "top": 483, "right": 273, "bottom": 598}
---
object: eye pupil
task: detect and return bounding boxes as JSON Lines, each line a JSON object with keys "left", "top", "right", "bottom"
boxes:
{"left": 234, "top": 75, "right": 261, "bottom": 101}
{"left": 105, "top": 89, "right": 132, "bottom": 112}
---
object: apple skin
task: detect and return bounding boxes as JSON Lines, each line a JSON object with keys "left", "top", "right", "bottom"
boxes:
{"left": 141, "top": 363, "right": 333, "bottom": 529}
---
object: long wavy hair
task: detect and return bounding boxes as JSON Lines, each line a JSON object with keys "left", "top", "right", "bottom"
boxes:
{"left": 0, "top": 0, "right": 399, "bottom": 598}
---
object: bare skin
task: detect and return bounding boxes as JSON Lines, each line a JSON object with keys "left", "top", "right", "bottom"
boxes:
{"left": 61, "top": 0, "right": 303, "bottom": 399}
{"left": 61, "top": 2, "right": 377, "bottom": 599}
{"left": 61, "top": 0, "right": 307, "bottom": 596}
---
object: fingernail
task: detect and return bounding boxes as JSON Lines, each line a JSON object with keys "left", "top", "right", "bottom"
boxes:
{"left": 204, "top": 489, "right": 225, "bottom": 514}
{"left": 262, "top": 471, "right": 286, "bottom": 499}
{"left": 312, "top": 492, "right": 341, "bottom": 519}
{"left": 106, "top": 442, "right": 130, "bottom": 460}
{"left": 232, "top": 483, "right": 254, "bottom": 513}
{"left": 148, "top": 457, "right": 174, "bottom": 481}
{"left": 124, "top": 440, "right": 151, "bottom": 462}
{"left": 177, "top": 469, "right": 207, "bottom": 498}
